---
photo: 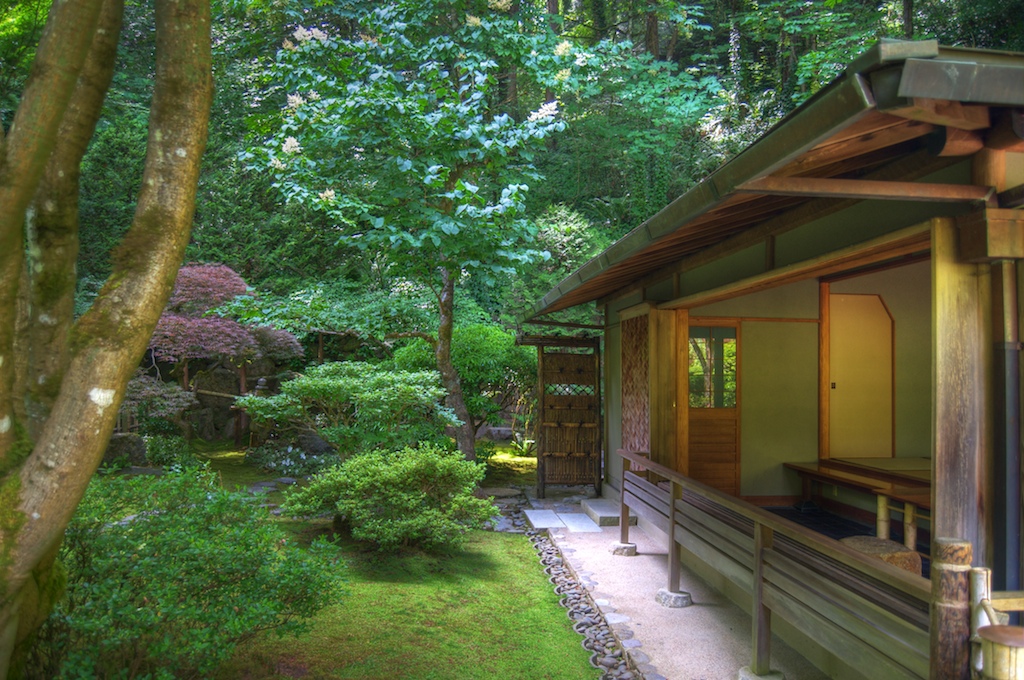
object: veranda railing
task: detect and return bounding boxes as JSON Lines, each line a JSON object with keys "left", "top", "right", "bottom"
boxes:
{"left": 615, "top": 449, "right": 974, "bottom": 679}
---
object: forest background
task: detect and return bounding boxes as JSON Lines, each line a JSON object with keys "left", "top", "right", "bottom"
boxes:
{"left": 5, "top": 0, "right": 1021, "bottom": 348}
{"left": 0, "top": 0, "right": 1021, "bottom": 464}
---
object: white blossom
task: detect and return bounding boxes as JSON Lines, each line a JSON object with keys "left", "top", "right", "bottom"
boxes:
{"left": 293, "top": 26, "right": 313, "bottom": 42}
{"left": 528, "top": 101, "right": 559, "bottom": 122}
{"left": 318, "top": 188, "right": 336, "bottom": 201}
{"left": 281, "top": 136, "right": 302, "bottom": 154}
{"left": 466, "top": 14, "right": 482, "bottom": 27}
{"left": 307, "top": 90, "right": 321, "bottom": 101}
{"left": 554, "top": 41, "right": 572, "bottom": 57}
{"left": 287, "top": 93, "right": 304, "bottom": 109}
{"left": 282, "top": 38, "right": 296, "bottom": 50}
{"left": 488, "top": 0, "right": 512, "bottom": 10}
{"left": 270, "top": 157, "right": 287, "bottom": 170}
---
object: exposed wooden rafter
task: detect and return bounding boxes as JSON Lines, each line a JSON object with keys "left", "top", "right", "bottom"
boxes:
{"left": 737, "top": 176, "right": 995, "bottom": 204}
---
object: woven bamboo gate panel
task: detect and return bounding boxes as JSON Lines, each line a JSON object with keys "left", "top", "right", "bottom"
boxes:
{"left": 621, "top": 314, "right": 650, "bottom": 453}
{"left": 536, "top": 344, "right": 602, "bottom": 497}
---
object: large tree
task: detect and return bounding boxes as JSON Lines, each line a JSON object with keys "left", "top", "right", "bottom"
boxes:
{"left": 252, "top": 0, "right": 565, "bottom": 459}
{"left": 0, "top": 0, "right": 212, "bottom": 675}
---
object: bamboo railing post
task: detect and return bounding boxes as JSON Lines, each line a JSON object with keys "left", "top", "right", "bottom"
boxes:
{"left": 974, "top": 568, "right": 995, "bottom": 676}
{"left": 751, "top": 521, "right": 775, "bottom": 676}
{"left": 931, "top": 538, "right": 973, "bottom": 680}
{"left": 877, "top": 494, "right": 891, "bottom": 540}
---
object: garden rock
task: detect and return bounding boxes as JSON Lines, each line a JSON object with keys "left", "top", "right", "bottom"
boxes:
{"left": 296, "top": 431, "right": 334, "bottom": 455}
{"left": 102, "top": 433, "right": 148, "bottom": 468}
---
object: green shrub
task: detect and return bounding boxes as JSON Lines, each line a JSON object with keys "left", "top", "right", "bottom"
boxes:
{"left": 284, "top": 445, "right": 497, "bottom": 552}
{"left": 392, "top": 323, "right": 536, "bottom": 434}
{"left": 28, "top": 469, "right": 342, "bottom": 679}
{"left": 144, "top": 434, "right": 200, "bottom": 469}
{"left": 238, "top": 361, "right": 456, "bottom": 454}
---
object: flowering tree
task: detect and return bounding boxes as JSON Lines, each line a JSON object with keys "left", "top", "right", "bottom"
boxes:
{"left": 251, "top": 0, "right": 566, "bottom": 459}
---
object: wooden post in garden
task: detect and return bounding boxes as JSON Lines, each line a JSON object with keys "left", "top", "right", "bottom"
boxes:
{"left": 620, "top": 455, "right": 631, "bottom": 545}
{"left": 931, "top": 538, "right": 973, "bottom": 679}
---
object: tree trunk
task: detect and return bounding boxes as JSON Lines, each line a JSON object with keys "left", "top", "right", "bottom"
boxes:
{"left": 645, "top": 5, "right": 659, "bottom": 58}
{"left": 903, "top": 0, "right": 914, "bottom": 39}
{"left": 0, "top": 0, "right": 212, "bottom": 674}
{"left": 435, "top": 268, "right": 476, "bottom": 461}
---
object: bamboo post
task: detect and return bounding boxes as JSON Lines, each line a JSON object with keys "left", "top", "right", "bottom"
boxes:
{"left": 979, "top": 626, "right": 1024, "bottom": 679}
{"left": 877, "top": 494, "right": 891, "bottom": 540}
{"left": 974, "top": 568, "right": 996, "bottom": 676}
{"left": 931, "top": 538, "right": 973, "bottom": 680}
{"left": 904, "top": 502, "right": 918, "bottom": 549}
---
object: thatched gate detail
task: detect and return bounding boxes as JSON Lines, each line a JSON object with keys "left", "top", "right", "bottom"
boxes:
{"left": 520, "top": 336, "right": 602, "bottom": 498}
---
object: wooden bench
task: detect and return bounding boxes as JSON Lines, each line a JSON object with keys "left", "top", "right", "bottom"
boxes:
{"left": 784, "top": 461, "right": 931, "bottom": 549}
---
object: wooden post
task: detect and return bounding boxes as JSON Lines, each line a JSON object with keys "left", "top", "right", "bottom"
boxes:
{"left": 931, "top": 538, "right": 973, "bottom": 680}
{"left": 537, "top": 346, "right": 546, "bottom": 499}
{"left": 667, "top": 479, "right": 681, "bottom": 593}
{"left": 620, "top": 455, "right": 631, "bottom": 545}
{"left": 904, "top": 502, "right": 918, "bottom": 550}
{"left": 752, "top": 522, "right": 775, "bottom": 675}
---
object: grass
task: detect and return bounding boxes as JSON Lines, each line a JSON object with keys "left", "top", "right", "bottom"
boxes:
{"left": 193, "top": 442, "right": 595, "bottom": 680}
{"left": 482, "top": 450, "right": 537, "bottom": 488}
{"left": 217, "top": 528, "right": 599, "bottom": 680}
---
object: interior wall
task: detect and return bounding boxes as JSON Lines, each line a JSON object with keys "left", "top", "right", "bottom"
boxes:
{"left": 693, "top": 279, "right": 820, "bottom": 498}
{"left": 831, "top": 260, "right": 931, "bottom": 458}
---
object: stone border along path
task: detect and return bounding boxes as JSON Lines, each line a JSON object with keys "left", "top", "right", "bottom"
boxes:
{"left": 491, "top": 492, "right": 664, "bottom": 680}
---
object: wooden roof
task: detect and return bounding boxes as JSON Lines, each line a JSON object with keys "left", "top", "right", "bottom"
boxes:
{"left": 527, "top": 40, "right": 1024, "bottom": 319}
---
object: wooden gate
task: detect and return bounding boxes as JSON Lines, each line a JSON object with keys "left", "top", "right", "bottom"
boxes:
{"left": 521, "top": 336, "right": 602, "bottom": 498}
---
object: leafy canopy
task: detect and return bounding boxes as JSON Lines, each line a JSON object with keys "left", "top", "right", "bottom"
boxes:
{"left": 248, "top": 0, "right": 568, "bottom": 287}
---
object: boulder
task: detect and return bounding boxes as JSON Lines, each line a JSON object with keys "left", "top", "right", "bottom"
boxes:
{"left": 102, "top": 433, "right": 148, "bottom": 469}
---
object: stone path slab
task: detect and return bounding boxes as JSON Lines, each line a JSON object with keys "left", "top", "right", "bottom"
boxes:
{"left": 559, "top": 513, "right": 603, "bottom": 533}
{"left": 524, "top": 509, "right": 566, "bottom": 529}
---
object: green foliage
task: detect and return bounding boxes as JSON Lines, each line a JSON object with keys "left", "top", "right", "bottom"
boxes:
{"left": 238, "top": 361, "right": 456, "bottom": 454}
{"left": 248, "top": 0, "right": 567, "bottom": 294}
{"left": 28, "top": 470, "right": 342, "bottom": 679}
{"left": 392, "top": 324, "right": 535, "bottom": 433}
{"left": 144, "top": 435, "right": 201, "bottom": 470}
{"left": 284, "top": 445, "right": 496, "bottom": 552}
{"left": 214, "top": 279, "right": 434, "bottom": 343}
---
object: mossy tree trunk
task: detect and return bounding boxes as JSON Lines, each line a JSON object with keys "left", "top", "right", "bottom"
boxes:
{"left": 436, "top": 267, "right": 477, "bottom": 461}
{"left": 0, "top": 0, "right": 212, "bottom": 676}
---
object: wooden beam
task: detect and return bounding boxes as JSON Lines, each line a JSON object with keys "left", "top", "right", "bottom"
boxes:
{"left": 999, "top": 184, "right": 1024, "bottom": 208}
{"left": 986, "top": 109, "right": 1024, "bottom": 152}
{"left": 738, "top": 176, "right": 995, "bottom": 203}
{"left": 659, "top": 222, "right": 931, "bottom": 310}
{"left": 887, "top": 97, "right": 990, "bottom": 131}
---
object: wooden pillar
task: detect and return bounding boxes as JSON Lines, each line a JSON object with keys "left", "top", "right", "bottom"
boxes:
{"left": 675, "top": 309, "right": 690, "bottom": 475}
{"left": 537, "top": 346, "right": 546, "bottom": 499}
{"left": 818, "top": 282, "right": 831, "bottom": 459}
{"left": 620, "top": 455, "right": 631, "bottom": 545}
{"left": 992, "top": 260, "right": 1021, "bottom": 592}
{"left": 752, "top": 522, "right": 775, "bottom": 675}
{"left": 649, "top": 309, "right": 677, "bottom": 469}
{"left": 667, "top": 480, "right": 681, "bottom": 592}
{"left": 930, "top": 538, "right": 973, "bottom": 680}
{"left": 932, "top": 217, "right": 992, "bottom": 565}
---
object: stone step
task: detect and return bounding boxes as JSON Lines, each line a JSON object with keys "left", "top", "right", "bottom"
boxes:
{"left": 581, "top": 498, "right": 637, "bottom": 527}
